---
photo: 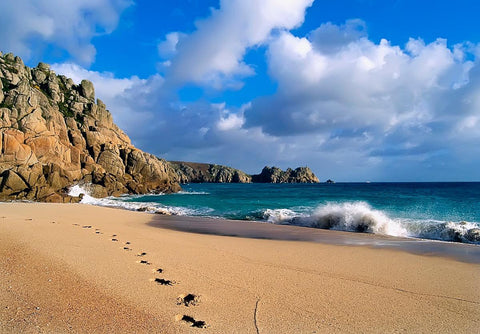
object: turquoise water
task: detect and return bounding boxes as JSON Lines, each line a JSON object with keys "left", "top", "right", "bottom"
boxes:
{"left": 73, "top": 183, "right": 480, "bottom": 244}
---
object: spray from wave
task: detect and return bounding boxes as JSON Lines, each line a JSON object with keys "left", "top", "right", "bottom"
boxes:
{"left": 262, "top": 202, "right": 480, "bottom": 244}
{"left": 68, "top": 185, "right": 205, "bottom": 216}
{"left": 69, "top": 185, "right": 480, "bottom": 244}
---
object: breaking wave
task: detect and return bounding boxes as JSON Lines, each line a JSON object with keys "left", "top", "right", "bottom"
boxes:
{"left": 68, "top": 185, "right": 209, "bottom": 216}
{"left": 69, "top": 185, "right": 480, "bottom": 244}
{"left": 261, "top": 202, "right": 480, "bottom": 244}
{"left": 176, "top": 191, "right": 210, "bottom": 195}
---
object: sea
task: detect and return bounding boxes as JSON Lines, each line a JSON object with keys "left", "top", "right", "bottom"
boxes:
{"left": 69, "top": 182, "right": 480, "bottom": 245}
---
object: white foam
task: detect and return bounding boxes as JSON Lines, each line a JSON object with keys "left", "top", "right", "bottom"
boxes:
{"left": 263, "top": 208, "right": 299, "bottom": 224}
{"left": 310, "top": 202, "right": 408, "bottom": 236}
{"left": 260, "top": 201, "right": 480, "bottom": 244}
{"left": 67, "top": 184, "right": 201, "bottom": 216}
{"left": 68, "top": 185, "right": 480, "bottom": 244}
{"left": 176, "top": 191, "right": 210, "bottom": 195}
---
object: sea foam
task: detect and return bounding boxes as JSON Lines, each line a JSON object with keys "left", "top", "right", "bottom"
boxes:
{"left": 263, "top": 202, "right": 407, "bottom": 236}
{"left": 69, "top": 185, "right": 480, "bottom": 244}
{"left": 262, "top": 201, "right": 480, "bottom": 244}
{"left": 68, "top": 184, "right": 197, "bottom": 215}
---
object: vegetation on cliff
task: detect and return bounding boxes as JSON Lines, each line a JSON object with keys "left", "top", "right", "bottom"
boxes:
{"left": 169, "top": 162, "right": 319, "bottom": 184}
{"left": 251, "top": 166, "right": 319, "bottom": 183}
{"left": 0, "top": 52, "right": 319, "bottom": 202}
{"left": 0, "top": 52, "right": 180, "bottom": 202}
{"left": 169, "top": 161, "right": 251, "bottom": 183}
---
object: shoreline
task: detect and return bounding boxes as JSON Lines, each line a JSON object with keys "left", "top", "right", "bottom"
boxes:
{"left": 149, "top": 214, "right": 480, "bottom": 264}
{"left": 1, "top": 202, "right": 479, "bottom": 333}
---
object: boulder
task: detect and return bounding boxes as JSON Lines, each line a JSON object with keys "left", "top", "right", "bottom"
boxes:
{"left": 80, "top": 79, "right": 95, "bottom": 101}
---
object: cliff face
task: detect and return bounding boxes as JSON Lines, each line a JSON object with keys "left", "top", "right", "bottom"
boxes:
{"left": 169, "top": 161, "right": 252, "bottom": 183}
{"left": 251, "top": 166, "right": 319, "bottom": 183}
{"left": 0, "top": 52, "right": 180, "bottom": 202}
{"left": 169, "top": 161, "right": 319, "bottom": 184}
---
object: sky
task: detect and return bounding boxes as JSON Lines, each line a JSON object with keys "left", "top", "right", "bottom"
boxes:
{"left": 1, "top": 0, "right": 479, "bottom": 181}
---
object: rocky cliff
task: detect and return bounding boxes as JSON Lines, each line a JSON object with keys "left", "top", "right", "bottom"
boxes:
{"left": 0, "top": 52, "right": 180, "bottom": 202}
{"left": 169, "top": 161, "right": 319, "bottom": 184}
{"left": 169, "top": 161, "right": 251, "bottom": 183}
{"left": 251, "top": 166, "right": 319, "bottom": 183}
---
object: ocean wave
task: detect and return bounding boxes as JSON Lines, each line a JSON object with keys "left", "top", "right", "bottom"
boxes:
{"left": 69, "top": 185, "right": 480, "bottom": 244}
{"left": 261, "top": 202, "right": 480, "bottom": 244}
{"left": 176, "top": 191, "right": 210, "bottom": 195}
{"left": 68, "top": 185, "right": 203, "bottom": 216}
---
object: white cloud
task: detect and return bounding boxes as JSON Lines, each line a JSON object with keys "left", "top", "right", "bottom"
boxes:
{"left": 158, "top": 32, "right": 187, "bottom": 59}
{"left": 247, "top": 27, "right": 477, "bottom": 138}
{"left": 241, "top": 21, "right": 480, "bottom": 180}
{"left": 0, "top": 0, "right": 132, "bottom": 65}
{"left": 49, "top": 13, "right": 480, "bottom": 181}
{"left": 51, "top": 62, "right": 157, "bottom": 137}
{"left": 161, "top": 0, "right": 314, "bottom": 88}
{"left": 215, "top": 103, "right": 246, "bottom": 131}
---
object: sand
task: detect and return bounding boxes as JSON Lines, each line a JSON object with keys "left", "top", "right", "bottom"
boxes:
{"left": 0, "top": 203, "right": 479, "bottom": 333}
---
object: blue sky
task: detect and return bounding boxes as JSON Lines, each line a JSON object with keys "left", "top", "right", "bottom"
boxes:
{"left": 1, "top": 0, "right": 479, "bottom": 181}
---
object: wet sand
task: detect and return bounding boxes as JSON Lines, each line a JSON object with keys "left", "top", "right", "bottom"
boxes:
{"left": 1, "top": 203, "right": 479, "bottom": 333}
{"left": 150, "top": 215, "right": 480, "bottom": 264}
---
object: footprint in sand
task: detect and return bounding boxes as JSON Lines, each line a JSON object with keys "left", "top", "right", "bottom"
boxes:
{"left": 72, "top": 223, "right": 80, "bottom": 226}
{"left": 125, "top": 241, "right": 131, "bottom": 245}
{"left": 152, "top": 278, "right": 175, "bottom": 286}
{"left": 177, "top": 294, "right": 199, "bottom": 307}
{"left": 136, "top": 252, "right": 147, "bottom": 257}
{"left": 82, "top": 225, "right": 92, "bottom": 229}
{"left": 153, "top": 268, "right": 163, "bottom": 274}
{"left": 175, "top": 314, "right": 207, "bottom": 328}
{"left": 123, "top": 247, "right": 131, "bottom": 251}
{"left": 138, "top": 260, "right": 151, "bottom": 265}
{"left": 111, "top": 238, "right": 119, "bottom": 242}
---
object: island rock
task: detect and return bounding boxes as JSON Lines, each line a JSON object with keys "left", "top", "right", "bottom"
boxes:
{"left": 251, "top": 166, "right": 319, "bottom": 183}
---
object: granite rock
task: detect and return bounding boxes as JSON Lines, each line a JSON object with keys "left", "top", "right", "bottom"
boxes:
{"left": 0, "top": 53, "right": 180, "bottom": 202}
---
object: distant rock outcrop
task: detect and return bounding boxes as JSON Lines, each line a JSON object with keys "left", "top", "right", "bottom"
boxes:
{"left": 170, "top": 161, "right": 320, "bottom": 184}
{"left": 251, "top": 166, "right": 319, "bottom": 183}
{"left": 169, "top": 161, "right": 251, "bottom": 183}
{"left": 0, "top": 52, "right": 180, "bottom": 202}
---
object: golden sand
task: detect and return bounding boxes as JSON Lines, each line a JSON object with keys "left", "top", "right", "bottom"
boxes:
{"left": 0, "top": 203, "right": 479, "bottom": 333}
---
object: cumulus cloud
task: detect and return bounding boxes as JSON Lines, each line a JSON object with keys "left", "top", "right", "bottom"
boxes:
{"left": 50, "top": 11, "right": 480, "bottom": 181}
{"left": 0, "top": 0, "right": 132, "bottom": 65}
{"left": 243, "top": 21, "right": 480, "bottom": 180}
{"left": 51, "top": 62, "right": 157, "bottom": 137}
{"left": 160, "top": 0, "right": 314, "bottom": 88}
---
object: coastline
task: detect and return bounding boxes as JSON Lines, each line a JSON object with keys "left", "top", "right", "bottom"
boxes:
{"left": 149, "top": 215, "right": 480, "bottom": 264}
{"left": 1, "top": 202, "right": 479, "bottom": 333}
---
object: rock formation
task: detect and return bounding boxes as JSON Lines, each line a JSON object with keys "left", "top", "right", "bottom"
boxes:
{"left": 169, "top": 162, "right": 320, "bottom": 184}
{"left": 0, "top": 52, "right": 180, "bottom": 202}
{"left": 169, "top": 161, "right": 251, "bottom": 183}
{"left": 251, "top": 166, "right": 319, "bottom": 183}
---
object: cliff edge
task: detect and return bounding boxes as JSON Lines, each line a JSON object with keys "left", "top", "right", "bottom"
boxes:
{"left": 0, "top": 52, "right": 180, "bottom": 202}
{"left": 251, "top": 166, "right": 319, "bottom": 183}
{"left": 169, "top": 161, "right": 319, "bottom": 184}
{"left": 169, "top": 161, "right": 251, "bottom": 183}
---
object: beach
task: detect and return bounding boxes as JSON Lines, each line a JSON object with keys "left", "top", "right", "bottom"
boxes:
{"left": 0, "top": 203, "right": 479, "bottom": 333}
